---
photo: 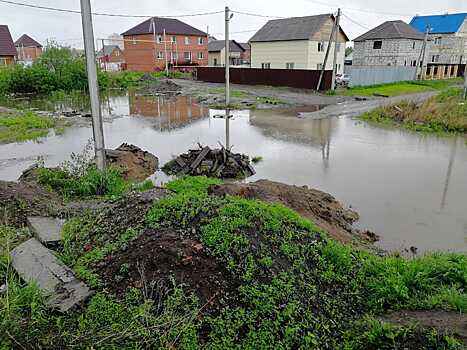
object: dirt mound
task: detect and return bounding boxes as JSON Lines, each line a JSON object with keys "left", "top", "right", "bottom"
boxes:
{"left": 139, "top": 78, "right": 182, "bottom": 95}
{"left": 105, "top": 143, "right": 158, "bottom": 181}
{"left": 208, "top": 179, "right": 360, "bottom": 243}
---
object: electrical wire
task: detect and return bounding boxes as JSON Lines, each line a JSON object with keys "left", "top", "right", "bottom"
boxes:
{"left": 0, "top": 0, "right": 223, "bottom": 18}
{"left": 341, "top": 13, "right": 371, "bottom": 30}
{"left": 230, "top": 10, "right": 284, "bottom": 19}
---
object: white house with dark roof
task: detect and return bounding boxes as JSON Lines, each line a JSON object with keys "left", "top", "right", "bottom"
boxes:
{"left": 353, "top": 21, "right": 426, "bottom": 67}
{"left": 208, "top": 40, "right": 245, "bottom": 66}
{"left": 249, "top": 14, "right": 348, "bottom": 73}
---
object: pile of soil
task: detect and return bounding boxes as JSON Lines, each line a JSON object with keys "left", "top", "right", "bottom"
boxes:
{"left": 208, "top": 180, "right": 362, "bottom": 243}
{"left": 139, "top": 78, "right": 182, "bottom": 95}
{"left": 162, "top": 145, "right": 255, "bottom": 179}
{"left": 105, "top": 143, "right": 159, "bottom": 182}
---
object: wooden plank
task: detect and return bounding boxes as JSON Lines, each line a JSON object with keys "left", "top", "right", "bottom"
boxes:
{"left": 190, "top": 146, "right": 210, "bottom": 170}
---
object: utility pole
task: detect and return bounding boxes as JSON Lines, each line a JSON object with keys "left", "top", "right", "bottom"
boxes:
{"left": 225, "top": 6, "right": 233, "bottom": 107}
{"left": 163, "top": 28, "right": 169, "bottom": 76}
{"left": 317, "top": 11, "right": 338, "bottom": 90}
{"left": 80, "top": 0, "right": 106, "bottom": 170}
{"left": 463, "top": 70, "right": 467, "bottom": 99}
{"left": 331, "top": 8, "right": 341, "bottom": 91}
{"left": 417, "top": 26, "right": 430, "bottom": 80}
{"left": 151, "top": 17, "right": 157, "bottom": 68}
{"left": 101, "top": 38, "right": 106, "bottom": 72}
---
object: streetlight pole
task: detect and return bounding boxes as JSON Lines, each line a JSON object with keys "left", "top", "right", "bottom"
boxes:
{"left": 331, "top": 8, "right": 341, "bottom": 91}
{"left": 225, "top": 6, "right": 232, "bottom": 107}
{"left": 80, "top": 0, "right": 106, "bottom": 170}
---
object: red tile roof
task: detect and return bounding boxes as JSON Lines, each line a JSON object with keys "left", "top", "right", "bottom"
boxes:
{"left": 15, "top": 34, "right": 42, "bottom": 48}
{"left": 121, "top": 17, "right": 206, "bottom": 36}
{"left": 0, "top": 25, "right": 16, "bottom": 56}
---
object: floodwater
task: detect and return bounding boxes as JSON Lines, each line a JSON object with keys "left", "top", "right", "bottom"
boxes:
{"left": 0, "top": 92, "right": 466, "bottom": 253}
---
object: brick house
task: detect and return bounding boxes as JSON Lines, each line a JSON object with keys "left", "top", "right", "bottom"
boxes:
{"left": 353, "top": 21, "right": 425, "bottom": 67}
{"left": 249, "top": 14, "right": 348, "bottom": 73}
{"left": 0, "top": 25, "right": 16, "bottom": 65}
{"left": 121, "top": 17, "right": 208, "bottom": 72}
{"left": 97, "top": 45, "right": 125, "bottom": 71}
{"left": 14, "top": 34, "right": 42, "bottom": 64}
{"left": 208, "top": 40, "right": 246, "bottom": 66}
{"left": 238, "top": 43, "right": 251, "bottom": 65}
{"left": 410, "top": 13, "right": 467, "bottom": 78}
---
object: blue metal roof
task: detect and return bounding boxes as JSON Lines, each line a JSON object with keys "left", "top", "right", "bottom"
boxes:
{"left": 410, "top": 13, "right": 467, "bottom": 34}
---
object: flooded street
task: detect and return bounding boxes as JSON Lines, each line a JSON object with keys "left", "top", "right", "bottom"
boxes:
{"left": 1, "top": 92, "right": 466, "bottom": 253}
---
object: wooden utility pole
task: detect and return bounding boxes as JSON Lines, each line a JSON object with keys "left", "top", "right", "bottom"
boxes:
{"left": 80, "top": 0, "right": 106, "bottom": 170}
{"left": 317, "top": 11, "right": 338, "bottom": 90}
{"left": 225, "top": 6, "right": 232, "bottom": 107}
{"left": 417, "top": 26, "right": 430, "bottom": 80}
{"left": 331, "top": 8, "right": 341, "bottom": 91}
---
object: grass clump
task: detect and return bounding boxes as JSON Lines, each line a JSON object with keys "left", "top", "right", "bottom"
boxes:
{"left": 361, "top": 88, "right": 467, "bottom": 134}
{"left": 0, "top": 111, "right": 55, "bottom": 144}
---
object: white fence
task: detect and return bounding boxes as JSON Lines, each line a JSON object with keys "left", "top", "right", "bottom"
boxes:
{"left": 349, "top": 66, "right": 417, "bottom": 87}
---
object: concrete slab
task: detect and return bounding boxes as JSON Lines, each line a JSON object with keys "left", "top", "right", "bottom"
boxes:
{"left": 27, "top": 216, "right": 64, "bottom": 246}
{"left": 11, "top": 238, "right": 93, "bottom": 312}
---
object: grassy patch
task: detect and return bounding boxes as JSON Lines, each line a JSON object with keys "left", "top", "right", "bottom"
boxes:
{"left": 361, "top": 88, "right": 467, "bottom": 134}
{"left": 0, "top": 111, "right": 55, "bottom": 144}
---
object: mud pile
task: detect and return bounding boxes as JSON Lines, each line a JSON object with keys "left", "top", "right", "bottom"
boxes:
{"left": 139, "top": 78, "right": 182, "bottom": 95}
{"left": 162, "top": 145, "right": 255, "bottom": 179}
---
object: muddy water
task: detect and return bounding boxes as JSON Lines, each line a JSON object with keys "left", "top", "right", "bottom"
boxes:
{"left": 0, "top": 93, "right": 466, "bottom": 253}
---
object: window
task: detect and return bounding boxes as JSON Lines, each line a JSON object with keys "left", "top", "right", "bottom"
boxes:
{"left": 171, "top": 36, "right": 176, "bottom": 43}
{"left": 213, "top": 58, "right": 218, "bottom": 66}
{"left": 286, "top": 62, "right": 294, "bottom": 69}
{"left": 261, "top": 63, "right": 271, "bottom": 69}
{"left": 184, "top": 36, "right": 191, "bottom": 45}
{"left": 317, "top": 63, "right": 323, "bottom": 70}
{"left": 171, "top": 52, "right": 178, "bottom": 60}
{"left": 318, "top": 42, "right": 325, "bottom": 52}
{"left": 431, "top": 55, "right": 439, "bottom": 63}
{"left": 198, "top": 37, "right": 204, "bottom": 45}
{"left": 184, "top": 51, "right": 192, "bottom": 60}
{"left": 198, "top": 52, "right": 204, "bottom": 59}
{"left": 157, "top": 35, "right": 163, "bottom": 44}
{"left": 115, "top": 50, "right": 120, "bottom": 57}
{"left": 132, "top": 37, "right": 137, "bottom": 45}
{"left": 412, "top": 41, "right": 416, "bottom": 49}
{"left": 434, "top": 37, "right": 442, "bottom": 45}
{"left": 336, "top": 43, "right": 341, "bottom": 52}
{"left": 157, "top": 51, "right": 165, "bottom": 59}
{"left": 373, "top": 41, "right": 382, "bottom": 49}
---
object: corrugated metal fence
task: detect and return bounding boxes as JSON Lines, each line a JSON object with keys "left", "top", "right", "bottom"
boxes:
{"left": 349, "top": 66, "right": 417, "bottom": 87}
{"left": 195, "top": 67, "right": 332, "bottom": 90}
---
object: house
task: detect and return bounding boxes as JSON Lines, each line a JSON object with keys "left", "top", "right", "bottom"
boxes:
{"left": 14, "top": 34, "right": 42, "bottom": 64}
{"left": 410, "top": 13, "right": 467, "bottom": 78}
{"left": 0, "top": 25, "right": 16, "bottom": 65}
{"left": 208, "top": 40, "right": 246, "bottom": 66}
{"left": 249, "top": 14, "right": 349, "bottom": 73}
{"left": 238, "top": 42, "right": 251, "bottom": 65}
{"left": 97, "top": 45, "right": 125, "bottom": 71}
{"left": 121, "top": 17, "right": 208, "bottom": 72}
{"left": 352, "top": 21, "right": 425, "bottom": 67}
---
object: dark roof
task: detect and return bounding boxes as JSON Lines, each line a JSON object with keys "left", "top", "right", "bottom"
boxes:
{"left": 14, "top": 34, "right": 42, "bottom": 48}
{"left": 208, "top": 40, "right": 245, "bottom": 52}
{"left": 98, "top": 45, "right": 121, "bottom": 57}
{"left": 0, "top": 25, "right": 16, "bottom": 56}
{"left": 410, "top": 13, "right": 467, "bottom": 34}
{"left": 238, "top": 42, "right": 250, "bottom": 50}
{"left": 121, "top": 17, "right": 206, "bottom": 36}
{"left": 354, "top": 20, "right": 425, "bottom": 41}
{"left": 249, "top": 14, "right": 349, "bottom": 42}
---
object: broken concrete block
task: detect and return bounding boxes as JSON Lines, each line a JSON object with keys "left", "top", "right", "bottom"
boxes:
{"left": 11, "top": 238, "right": 93, "bottom": 312}
{"left": 27, "top": 216, "right": 63, "bottom": 246}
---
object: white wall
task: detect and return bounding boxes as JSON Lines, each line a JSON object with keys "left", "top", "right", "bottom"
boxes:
{"left": 308, "top": 40, "right": 346, "bottom": 73}
{"left": 251, "top": 40, "right": 309, "bottom": 69}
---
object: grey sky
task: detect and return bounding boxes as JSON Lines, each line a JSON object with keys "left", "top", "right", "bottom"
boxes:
{"left": 0, "top": 0, "right": 465, "bottom": 48}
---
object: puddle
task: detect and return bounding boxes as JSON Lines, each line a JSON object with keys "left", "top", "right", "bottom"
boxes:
{"left": 0, "top": 93, "right": 466, "bottom": 254}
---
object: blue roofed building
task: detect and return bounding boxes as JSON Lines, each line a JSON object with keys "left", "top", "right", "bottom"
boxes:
{"left": 410, "top": 13, "right": 467, "bottom": 78}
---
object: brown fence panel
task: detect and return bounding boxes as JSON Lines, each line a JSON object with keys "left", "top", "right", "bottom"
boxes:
{"left": 195, "top": 67, "right": 332, "bottom": 90}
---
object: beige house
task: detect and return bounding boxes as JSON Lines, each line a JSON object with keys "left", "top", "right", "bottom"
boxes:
{"left": 208, "top": 40, "right": 246, "bottom": 66}
{"left": 250, "top": 14, "right": 349, "bottom": 73}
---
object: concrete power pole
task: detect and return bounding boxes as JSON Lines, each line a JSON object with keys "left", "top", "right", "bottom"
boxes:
{"left": 464, "top": 70, "right": 467, "bottom": 99}
{"left": 417, "top": 26, "right": 430, "bottom": 80}
{"left": 225, "top": 6, "right": 232, "bottom": 107}
{"left": 317, "top": 11, "right": 338, "bottom": 90}
{"left": 163, "top": 28, "right": 169, "bottom": 76}
{"left": 331, "top": 8, "right": 341, "bottom": 91}
{"left": 80, "top": 0, "right": 106, "bottom": 170}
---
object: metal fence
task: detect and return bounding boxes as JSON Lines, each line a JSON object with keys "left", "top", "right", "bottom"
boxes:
{"left": 195, "top": 67, "right": 333, "bottom": 90}
{"left": 348, "top": 66, "right": 417, "bottom": 87}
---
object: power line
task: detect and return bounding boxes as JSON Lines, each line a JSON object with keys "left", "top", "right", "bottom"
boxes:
{"left": 231, "top": 10, "right": 284, "bottom": 19}
{"left": 341, "top": 13, "right": 371, "bottom": 30}
{"left": 0, "top": 0, "right": 223, "bottom": 18}
{"left": 304, "top": 0, "right": 412, "bottom": 17}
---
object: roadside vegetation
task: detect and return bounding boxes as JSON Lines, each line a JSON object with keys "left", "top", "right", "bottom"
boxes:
{"left": 342, "top": 79, "right": 462, "bottom": 97}
{"left": 0, "top": 110, "right": 55, "bottom": 143}
{"left": 1, "top": 175, "right": 465, "bottom": 349}
{"left": 361, "top": 87, "right": 467, "bottom": 134}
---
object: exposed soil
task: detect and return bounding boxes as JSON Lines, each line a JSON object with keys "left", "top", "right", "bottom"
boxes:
{"left": 139, "top": 78, "right": 182, "bottom": 95}
{"left": 208, "top": 179, "right": 363, "bottom": 244}
{"left": 382, "top": 310, "right": 467, "bottom": 345}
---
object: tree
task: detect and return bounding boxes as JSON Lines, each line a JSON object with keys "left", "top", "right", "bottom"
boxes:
{"left": 345, "top": 47, "right": 353, "bottom": 57}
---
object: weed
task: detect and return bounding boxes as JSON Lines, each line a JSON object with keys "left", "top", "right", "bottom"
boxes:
{"left": 251, "top": 156, "right": 263, "bottom": 164}
{"left": 0, "top": 111, "right": 55, "bottom": 144}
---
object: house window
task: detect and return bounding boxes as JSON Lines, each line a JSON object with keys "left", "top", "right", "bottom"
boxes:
{"left": 198, "top": 52, "right": 204, "bottom": 59}
{"left": 198, "top": 37, "right": 204, "bottom": 45}
{"left": 157, "top": 35, "right": 163, "bottom": 44}
{"left": 157, "top": 51, "right": 165, "bottom": 59}
{"left": 213, "top": 58, "right": 218, "bottom": 66}
{"left": 317, "top": 63, "right": 323, "bottom": 70}
{"left": 132, "top": 37, "right": 137, "bottom": 45}
{"left": 286, "top": 62, "right": 294, "bottom": 69}
{"left": 318, "top": 42, "right": 325, "bottom": 52}
{"left": 115, "top": 50, "right": 120, "bottom": 56}
{"left": 431, "top": 55, "right": 439, "bottom": 63}
{"left": 434, "top": 37, "right": 442, "bottom": 45}
{"left": 373, "top": 41, "right": 382, "bottom": 49}
{"left": 171, "top": 52, "right": 178, "bottom": 60}
{"left": 184, "top": 37, "right": 191, "bottom": 45}
{"left": 261, "top": 63, "right": 271, "bottom": 69}
{"left": 184, "top": 51, "right": 192, "bottom": 60}
{"left": 412, "top": 41, "right": 416, "bottom": 49}
{"left": 336, "top": 43, "right": 341, "bottom": 52}
{"left": 171, "top": 36, "right": 176, "bottom": 43}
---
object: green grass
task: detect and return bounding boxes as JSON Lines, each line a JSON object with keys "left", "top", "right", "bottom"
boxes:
{"left": 0, "top": 111, "right": 55, "bottom": 144}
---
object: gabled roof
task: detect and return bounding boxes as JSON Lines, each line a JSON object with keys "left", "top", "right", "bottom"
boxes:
{"left": 410, "top": 13, "right": 467, "bottom": 34}
{"left": 208, "top": 40, "right": 245, "bottom": 52}
{"left": 121, "top": 17, "right": 206, "bottom": 36}
{"left": 354, "top": 20, "right": 425, "bottom": 42}
{"left": 0, "top": 25, "right": 16, "bottom": 56}
{"left": 98, "top": 45, "right": 121, "bottom": 57}
{"left": 14, "top": 34, "right": 42, "bottom": 48}
{"left": 238, "top": 42, "right": 250, "bottom": 51}
{"left": 249, "top": 14, "right": 349, "bottom": 43}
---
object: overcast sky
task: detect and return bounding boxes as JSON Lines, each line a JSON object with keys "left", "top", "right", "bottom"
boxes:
{"left": 1, "top": 0, "right": 466, "bottom": 48}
